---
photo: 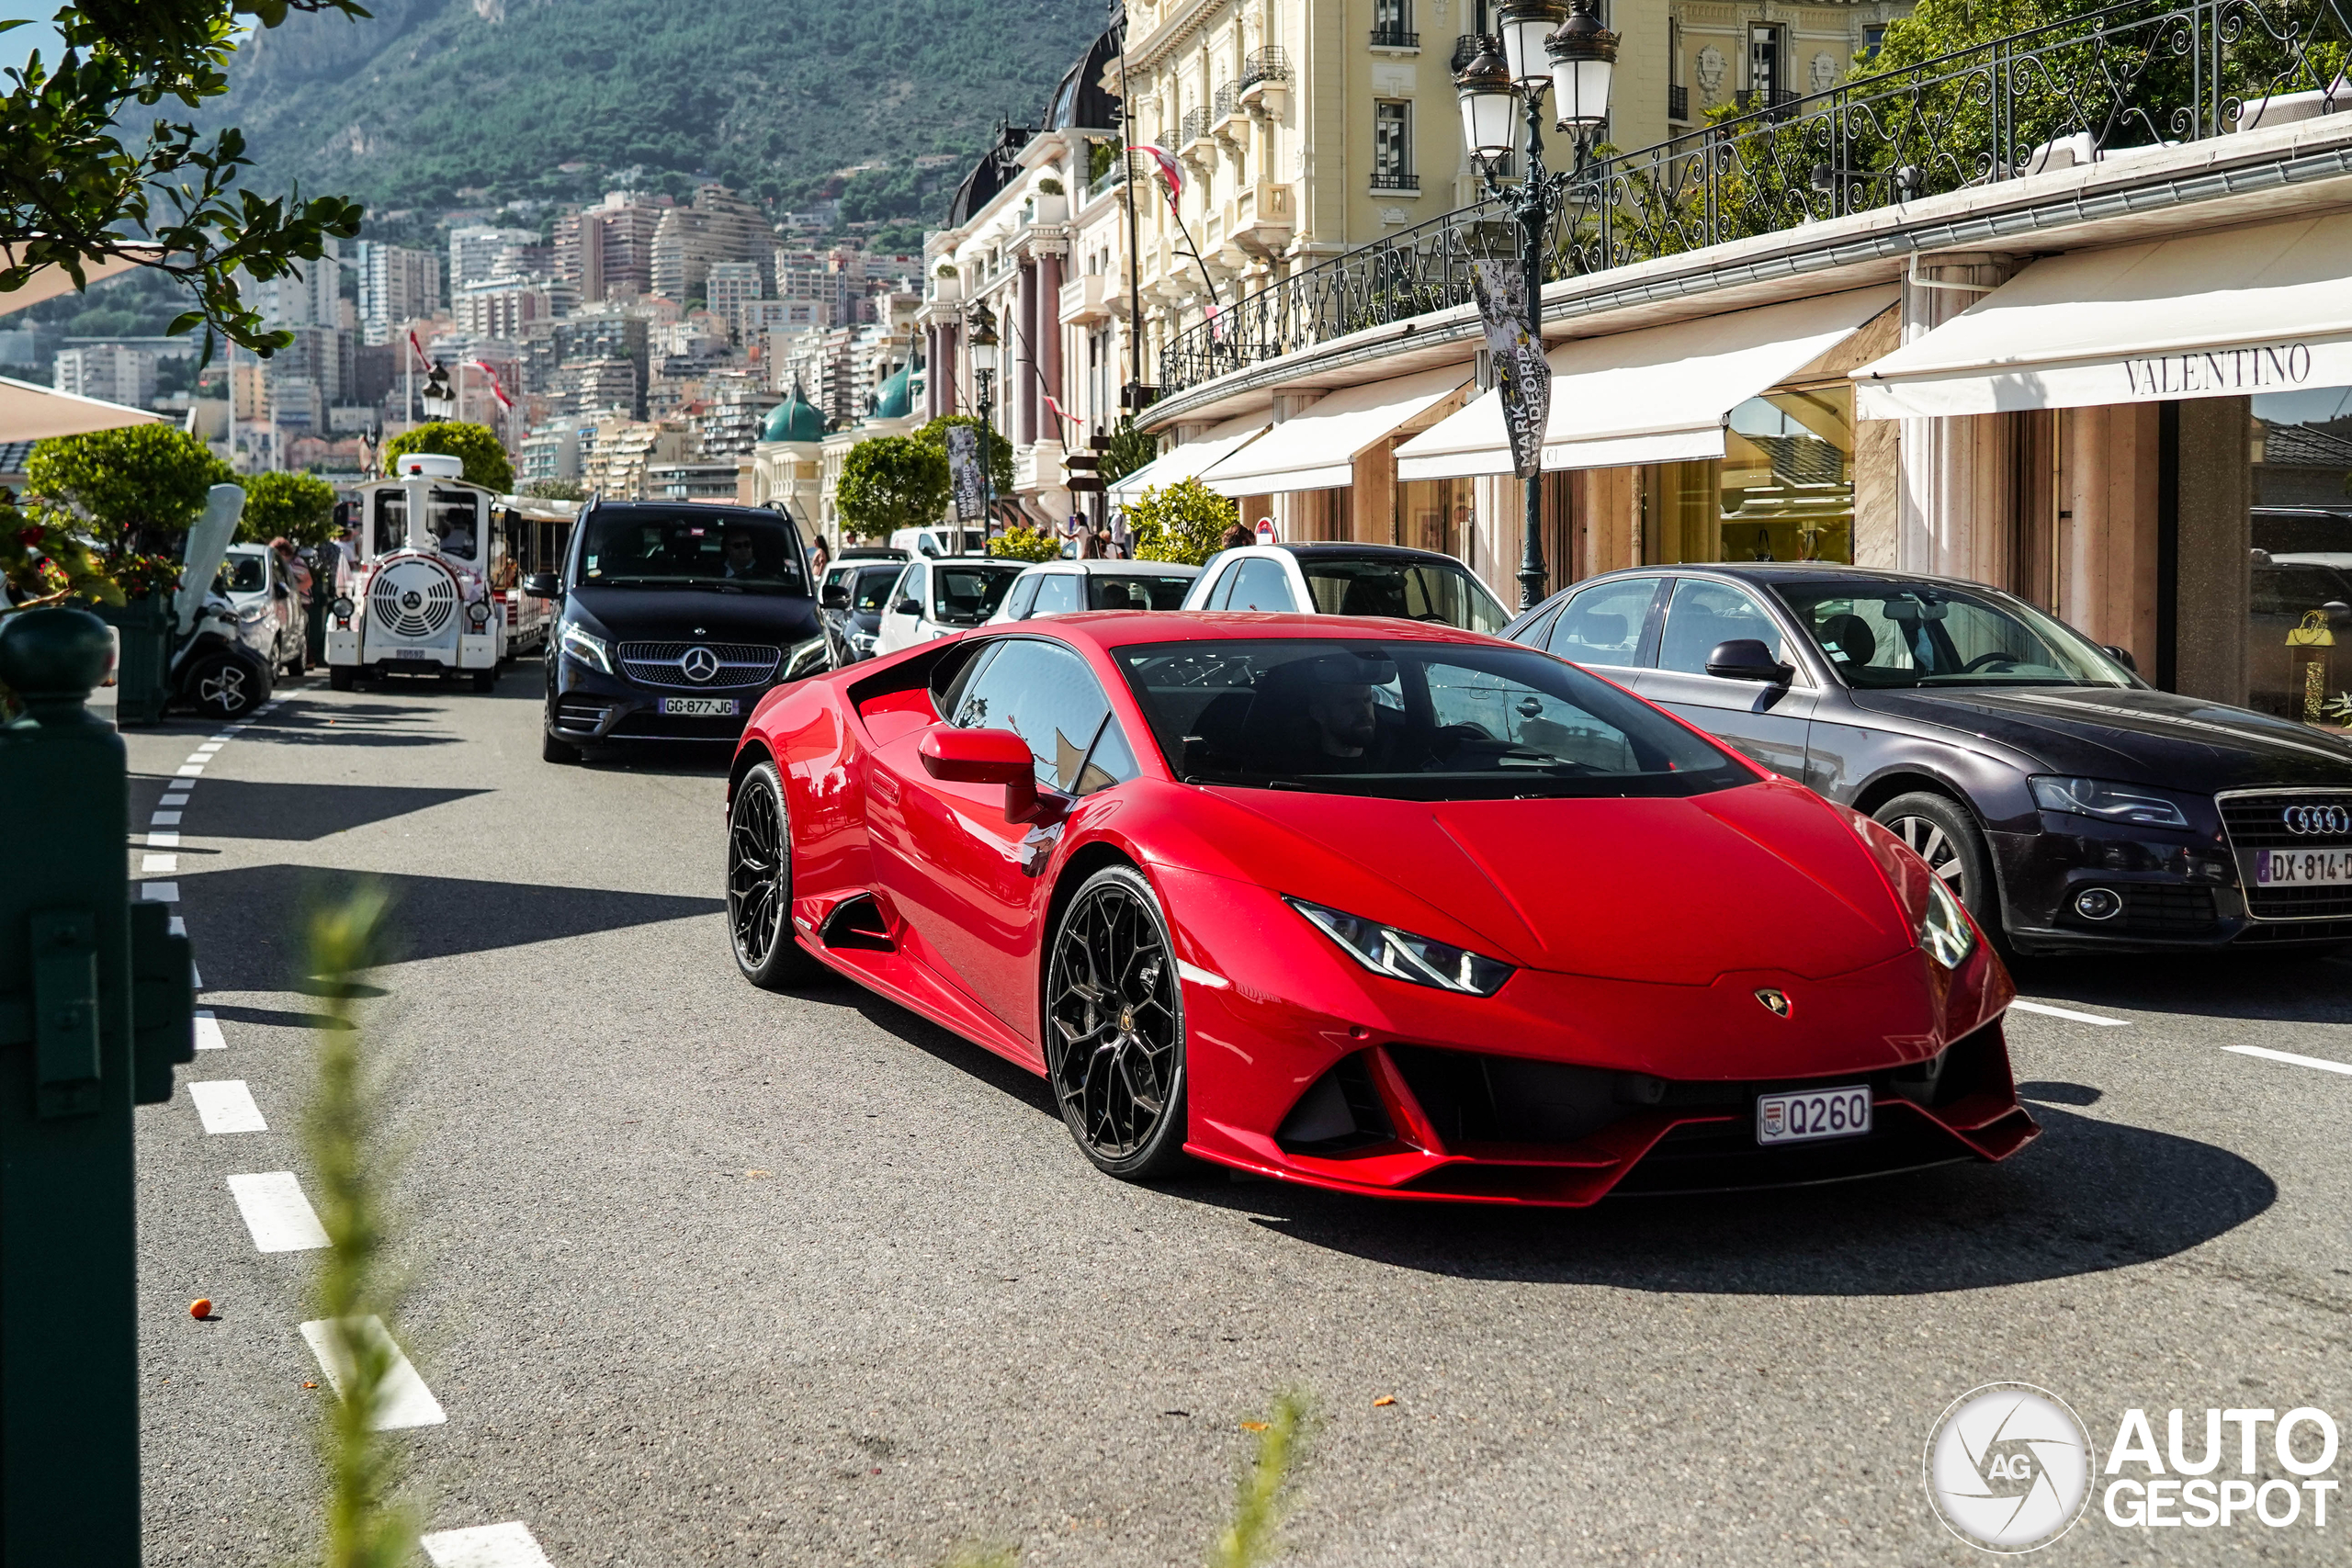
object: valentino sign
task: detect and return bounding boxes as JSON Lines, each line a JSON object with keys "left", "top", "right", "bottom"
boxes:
{"left": 2120, "top": 341, "right": 2314, "bottom": 399}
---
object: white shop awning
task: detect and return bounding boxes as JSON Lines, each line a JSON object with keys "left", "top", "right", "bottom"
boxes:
{"left": 1395, "top": 288, "right": 1898, "bottom": 480}
{"left": 1107, "top": 412, "right": 1267, "bottom": 501}
{"left": 0, "top": 375, "right": 164, "bottom": 442}
{"left": 1199, "top": 366, "right": 1467, "bottom": 495}
{"left": 1852, "top": 214, "right": 2352, "bottom": 419}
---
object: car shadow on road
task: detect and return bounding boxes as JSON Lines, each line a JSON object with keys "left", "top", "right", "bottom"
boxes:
{"left": 2010, "top": 950, "right": 2352, "bottom": 1028}
{"left": 138, "top": 778, "right": 491, "bottom": 840}
{"left": 1180, "top": 1100, "right": 2275, "bottom": 1295}
{"left": 808, "top": 979, "right": 1062, "bottom": 1119}
{"left": 230, "top": 703, "right": 461, "bottom": 748}
{"left": 176, "top": 865, "right": 724, "bottom": 992}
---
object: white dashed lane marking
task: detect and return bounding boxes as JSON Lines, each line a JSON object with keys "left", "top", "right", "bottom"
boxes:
{"left": 225, "top": 1172, "right": 329, "bottom": 1252}
{"left": 421, "top": 1522, "right": 556, "bottom": 1567}
{"left": 141, "top": 853, "right": 177, "bottom": 874}
{"left": 146, "top": 830, "right": 180, "bottom": 846}
{"left": 192, "top": 1011, "right": 226, "bottom": 1050}
{"left": 141, "top": 881, "right": 179, "bottom": 903}
{"left": 2011, "top": 999, "right": 2131, "bottom": 1027}
{"left": 188, "top": 1079, "right": 266, "bottom": 1134}
{"left": 2225, "top": 1044, "right": 2352, "bottom": 1077}
{"left": 151, "top": 811, "right": 182, "bottom": 826}
{"left": 300, "top": 1315, "right": 446, "bottom": 1429}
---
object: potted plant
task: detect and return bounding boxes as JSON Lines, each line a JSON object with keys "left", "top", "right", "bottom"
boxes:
{"left": 932, "top": 261, "right": 962, "bottom": 303}
{"left": 1034, "top": 176, "right": 1069, "bottom": 225}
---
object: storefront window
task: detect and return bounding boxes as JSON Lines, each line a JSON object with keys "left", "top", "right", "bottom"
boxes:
{"left": 1396, "top": 475, "right": 1476, "bottom": 570}
{"left": 1643, "top": 383, "right": 1857, "bottom": 566}
{"left": 2249, "top": 386, "right": 2352, "bottom": 724}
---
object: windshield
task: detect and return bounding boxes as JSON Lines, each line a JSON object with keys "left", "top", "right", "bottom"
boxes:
{"left": 1114, "top": 638, "right": 1750, "bottom": 801}
{"left": 1089, "top": 572, "right": 1194, "bottom": 610}
{"left": 217, "top": 554, "right": 266, "bottom": 593}
{"left": 1773, "top": 580, "right": 2134, "bottom": 690}
{"left": 838, "top": 563, "right": 903, "bottom": 615}
{"left": 1296, "top": 556, "right": 1510, "bottom": 634}
{"left": 930, "top": 561, "right": 1024, "bottom": 626}
{"left": 580, "top": 510, "right": 809, "bottom": 592}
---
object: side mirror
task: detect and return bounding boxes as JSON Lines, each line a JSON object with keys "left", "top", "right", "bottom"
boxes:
{"left": 522, "top": 572, "right": 561, "bottom": 599}
{"left": 893, "top": 596, "right": 922, "bottom": 616}
{"left": 919, "top": 726, "right": 1043, "bottom": 822}
{"left": 821, "top": 584, "right": 850, "bottom": 610}
{"left": 2102, "top": 644, "right": 2139, "bottom": 672}
{"left": 1704, "top": 638, "right": 1793, "bottom": 683}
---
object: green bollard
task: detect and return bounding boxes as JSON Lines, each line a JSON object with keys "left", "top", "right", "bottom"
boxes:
{"left": 0, "top": 607, "right": 194, "bottom": 1563}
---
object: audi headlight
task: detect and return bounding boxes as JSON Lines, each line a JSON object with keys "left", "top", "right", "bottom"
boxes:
{"left": 1286, "top": 897, "right": 1513, "bottom": 997}
{"left": 1920, "top": 874, "right": 1976, "bottom": 969}
{"left": 779, "top": 632, "right": 831, "bottom": 683}
{"left": 559, "top": 620, "right": 612, "bottom": 674}
{"left": 2029, "top": 775, "right": 2190, "bottom": 828}
{"left": 466, "top": 599, "right": 492, "bottom": 628}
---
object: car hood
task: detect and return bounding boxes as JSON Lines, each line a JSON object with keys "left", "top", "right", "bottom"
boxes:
{"left": 565, "top": 584, "right": 820, "bottom": 644}
{"left": 1179, "top": 777, "right": 1915, "bottom": 985}
{"left": 1848, "top": 684, "right": 2352, "bottom": 789}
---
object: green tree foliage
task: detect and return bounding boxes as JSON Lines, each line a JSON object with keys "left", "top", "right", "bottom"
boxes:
{"left": 381, "top": 422, "right": 514, "bottom": 494}
{"left": 1125, "top": 477, "right": 1237, "bottom": 567}
{"left": 0, "top": 3, "right": 368, "bottom": 354}
{"left": 189, "top": 0, "right": 1101, "bottom": 218}
{"left": 0, "top": 495, "right": 118, "bottom": 606}
{"left": 988, "top": 525, "right": 1062, "bottom": 562}
{"left": 26, "top": 423, "right": 232, "bottom": 558}
{"left": 837, "top": 435, "right": 948, "bottom": 537}
{"left": 237, "top": 469, "right": 339, "bottom": 546}
{"left": 913, "top": 412, "right": 1013, "bottom": 496}
{"left": 1097, "top": 416, "right": 1156, "bottom": 485}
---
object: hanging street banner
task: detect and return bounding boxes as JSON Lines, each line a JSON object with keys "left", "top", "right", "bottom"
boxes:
{"left": 947, "top": 424, "right": 985, "bottom": 522}
{"left": 1470, "top": 261, "right": 1552, "bottom": 480}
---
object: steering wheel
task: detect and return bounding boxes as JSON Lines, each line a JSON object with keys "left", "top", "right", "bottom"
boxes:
{"left": 1961, "top": 651, "right": 2019, "bottom": 672}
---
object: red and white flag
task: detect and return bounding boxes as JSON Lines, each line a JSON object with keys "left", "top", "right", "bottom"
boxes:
{"left": 1128, "top": 143, "right": 1183, "bottom": 216}
{"left": 406, "top": 330, "right": 433, "bottom": 371}
{"left": 463, "top": 359, "right": 514, "bottom": 411}
{"left": 1041, "top": 391, "right": 1080, "bottom": 429}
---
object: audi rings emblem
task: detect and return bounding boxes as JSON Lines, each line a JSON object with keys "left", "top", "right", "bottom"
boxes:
{"left": 681, "top": 647, "right": 721, "bottom": 683}
{"left": 2282, "top": 804, "right": 2351, "bottom": 836}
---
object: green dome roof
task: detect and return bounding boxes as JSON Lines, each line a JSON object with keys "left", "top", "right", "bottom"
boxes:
{"left": 762, "top": 385, "right": 825, "bottom": 444}
{"left": 873, "top": 363, "right": 915, "bottom": 422}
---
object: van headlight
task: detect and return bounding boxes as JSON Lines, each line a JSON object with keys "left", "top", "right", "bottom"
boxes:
{"left": 779, "top": 633, "right": 831, "bottom": 683}
{"left": 559, "top": 621, "right": 612, "bottom": 673}
{"left": 1920, "top": 875, "right": 1977, "bottom": 969}
{"left": 332, "top": 595, "right": 354, "bottom": 619}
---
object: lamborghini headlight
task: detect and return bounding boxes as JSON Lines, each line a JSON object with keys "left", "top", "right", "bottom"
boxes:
{"left": 559, "top": 620, "right": 612, "bottom": 674}
{"left": 1286, "top": 897, "right": 1514, "bottom": 997}
{"left": 1920, "top": 874, "right": 1976, "bottom": 969}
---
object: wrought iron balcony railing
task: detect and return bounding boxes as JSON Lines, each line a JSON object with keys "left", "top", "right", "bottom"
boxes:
{"left": 1668, "top": 83, "right": 1690, "bottom": 121}
{"left": 1213, "top": 82, "right": 1238, "bottom": 121}
{"left": 1181, "top": 107, "right": 1210, "bottom": 146}
{"left": 1239, "top": 46, "right": 1294, "bottom": 89}
{"left": 1371, "top": 27, "right": 1422, "bottom": 49}
{"left": 1371, "top": 171, "right": 1423, "bottom": 193}
{"left": 1159, "top": 0, "right": 2352, "bottom": 397}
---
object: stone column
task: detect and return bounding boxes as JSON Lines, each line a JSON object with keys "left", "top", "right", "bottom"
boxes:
{"left": 1036, "top": 253, "right": 1064, "bottom": 440}
{"left": 2055, "top": 402, "right": 2162, "bottom": 668}
{"left": 1896, "top": 254, "right": 2025, "bottom": 586}
{"left": 1012, "top": 263, "right": 1037, "bottom": 447}
{"left": 2172, "top": 396, "right": 2253, "bottom": 705}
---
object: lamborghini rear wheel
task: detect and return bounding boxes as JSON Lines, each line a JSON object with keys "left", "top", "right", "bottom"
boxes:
{"left": 1045, "top": 864, "right": 1190, "bottom": 1179}
{"left": 728, "top": 761, "right": 820, "bottom": 990}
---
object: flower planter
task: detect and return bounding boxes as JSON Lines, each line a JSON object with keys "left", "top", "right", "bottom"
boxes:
{"left": 86, "top": 592, "right": 174, "bottom": 726}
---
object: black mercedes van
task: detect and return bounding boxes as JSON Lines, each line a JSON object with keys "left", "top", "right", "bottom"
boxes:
{"left": 526, "top": 500, "right": 841, "bottom": 762}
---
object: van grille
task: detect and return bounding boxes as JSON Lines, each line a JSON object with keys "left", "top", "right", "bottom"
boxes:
{"left": 616, "top": 640, "right": 779, "bottom": 690}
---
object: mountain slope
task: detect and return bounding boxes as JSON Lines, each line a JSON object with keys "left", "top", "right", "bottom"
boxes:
{"left": 199, "top": 0, "right": 1106, "bottom": 218}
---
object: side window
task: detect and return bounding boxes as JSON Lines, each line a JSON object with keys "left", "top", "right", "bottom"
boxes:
{"left": 1003, "top": 574, "right": 1043, "bottom": 620}
{"left": 1548, "top": 577, "right": 1659, "bottom": 665}
{"left": 951, "top": 638, "right": 1118, "bottom": 794}
{"left": 1202, "top": 563, "right": 1238, "bottom": 610}
{"left": 1031, "top": 573, "right": 1083, "bottom": 615}
{"left": 1227, "top": 558, "right": 1297, "bottom": 612}
{"left": 894, "top": 565, "right": 926, "bottom": 614}
{"left": 1657, "top": 579, "right": 1792, "bottom": 675}
{"left": 1073, "top": 711, "right": 1139, "bottom": 795}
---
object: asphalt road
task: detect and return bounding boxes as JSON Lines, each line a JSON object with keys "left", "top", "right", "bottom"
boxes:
{"left": 124, "top": 659, "right": 2352, "bottom": 1566}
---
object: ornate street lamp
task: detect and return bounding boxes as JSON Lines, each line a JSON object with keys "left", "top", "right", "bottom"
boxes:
{"left": 967, "top": 301, "right": 1001, "bottom": 529}
{"left": 419, "top": 360, "right": 456, "bottom": 423}
{"left": 1454, "top": 0, "right": 1616, "bottom": 609}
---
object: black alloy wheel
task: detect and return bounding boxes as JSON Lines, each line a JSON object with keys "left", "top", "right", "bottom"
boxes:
{"left": 1045, "top": 864, "right": 1190, "bottom": 1179}
{"left": 183, "top": 651, "right": 264, "bottom": 719}
{"left": 1874, "top": 791, "right": 2002, "bottom": 945}
{"left": 728, "top": 761, "right": 819, "bottom": 989}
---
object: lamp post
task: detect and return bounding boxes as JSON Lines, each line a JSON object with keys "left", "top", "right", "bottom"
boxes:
{"left": 967, "top": 300, "right": 1001, "bottom": 533}
{"left": 419, "top": 360, "right": 457, "bottom": 424}
{"left": 1455, "top": 0, "right": 1616, "bottom": 609}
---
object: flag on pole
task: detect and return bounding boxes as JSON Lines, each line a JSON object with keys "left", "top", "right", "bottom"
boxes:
{"left": 463, "top": 359, "right": 514, "bottom": 411}
{"left": 406, "top": 330, "right": 432, "bottom": 370}
{"left": 1040, "top": 391, "right": 1080, "bottom": 429}
{"left": 1127, "top": 144, "right": 1183, "bottom": 217}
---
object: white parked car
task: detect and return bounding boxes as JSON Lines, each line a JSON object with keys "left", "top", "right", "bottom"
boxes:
{"left": 870, "top": 556, "right": 1029, "bottom": 656}
{"left": 1181, "top": 542, "right": 1511, "bottom": 632}
{"left": 888, "top": 524, "right": 990, "bottom": 559}
{"left": 987, "top": 558, "right": 1202, "bottom": 624}
{"left": 217, "top": 542, "right": 310, "bottom": 677}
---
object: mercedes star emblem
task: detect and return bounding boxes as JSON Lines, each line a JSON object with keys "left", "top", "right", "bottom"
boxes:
{"left": 401, "top": 590, "right": 423, "bottom": 610}
{"left": 681, "top": 646, "right": 721, "bottom": 683}
{"left": 1754, "top": 987, "right": 1793, "bottom": 1018}
{"left": 2282, "top": 804, "right": 2350, "bottom": 836}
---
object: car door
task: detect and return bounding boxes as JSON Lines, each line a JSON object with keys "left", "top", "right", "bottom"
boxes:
{"left": 1028, "top": 571, "right": 1084, "bottom": 617}
{"left": 1642, "top": 577, "right": 1815, "bottom": 779}
{"left": 1543, "top": 576, "right": 1664, "bottom": 687}
{"left": 875, "top": 563, "right": 925, "bottom": 654}
{"left": 877, "top": 637, "right": 1138, "bottom": 1035}
{"left": 1226, "top": 556, "right": 1299, "bottom": 612}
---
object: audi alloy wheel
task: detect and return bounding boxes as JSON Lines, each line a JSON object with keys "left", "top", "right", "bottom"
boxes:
{"left": 1874, "top": 791, "right": 2003, "bottom": 950}
{"left": 1045, "top": 864, "right": 1190, "bottom": 1179}
{"left": 727, "top": 761, "right": 818, "bottom": 989}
